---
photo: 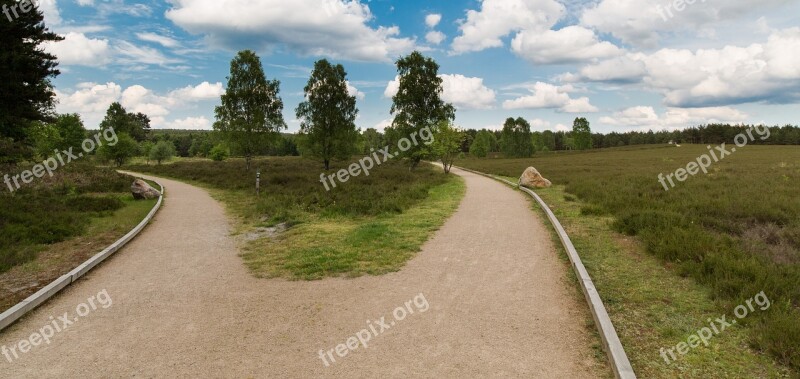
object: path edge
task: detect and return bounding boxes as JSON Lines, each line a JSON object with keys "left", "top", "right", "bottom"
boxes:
{"left": 0, "top": 176, "right": 165, "bottom": 332}
{"left": 456, "top": 166, "right": 637, "bottom": 379}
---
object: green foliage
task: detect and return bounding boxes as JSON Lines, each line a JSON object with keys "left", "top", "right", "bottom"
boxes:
{"left": 431, "top": 122, "right": 466, "bottom": 173}
{"left": 460, "top": 145, "right": 800, "bottom": 372}
{"left": 361, "top": 128, "right": 384, "bottom": 155}
{"left": 128, "top": 157, "right": 451, "bottom": 222}
{"left": 572, "top": 117, "right": 592, "bottom": 150}
{"left": 470, "top": 130, "right": 495, "bottom": 157}
{"left": 296, "top": 59, "right": 359, "bottom": 170}
{"left": 0, "top": 0, "right": 63, "bottom": 163}
{"left": 500, "top": 117, "right": 534, "bottom": 158}
{"left": 30, "top": 114, "right": 87, "bottom": 157}
{"left": 0, "top": 163, "right": 130, "bottom": 272}
{"left": 100, "top": 133, "right": 138, "bottom": 167}
{"left": 389, "top": 51, "right": 455, "bottom": 168}
{"left": 149, "top": 140, "right": 176, "bottom": 165}
{"left": 99, "top": 103, "right": 150, "bottom": 142}
{"left": 209, "top": 144, "right": 230, "bottom": 162}
{"left": 214, "top": 50, "right": 286, "bottom": 170}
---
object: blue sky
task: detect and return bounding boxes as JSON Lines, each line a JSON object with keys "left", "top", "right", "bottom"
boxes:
{"left": 39, "top": 0, "right": 800, "bottom": 133}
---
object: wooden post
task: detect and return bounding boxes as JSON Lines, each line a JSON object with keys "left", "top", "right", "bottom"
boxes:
{"left": 256, "top": 169, "right": 261, "bottom": 195}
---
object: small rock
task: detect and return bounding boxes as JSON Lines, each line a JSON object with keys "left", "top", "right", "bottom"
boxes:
{"left": 131, "top": 179, "right": 161, "bottom": 200}
{"left": 519, "top": 167, "right": 552, "bottom": 189}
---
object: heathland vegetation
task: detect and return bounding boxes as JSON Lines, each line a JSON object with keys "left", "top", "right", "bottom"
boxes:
{"left": 459, "top": 145, "right": 800, "bottom": 374}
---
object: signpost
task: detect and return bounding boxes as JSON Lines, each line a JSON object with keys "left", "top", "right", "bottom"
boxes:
{"left": 256, "top": 169, "right": 261, "bottom": 195}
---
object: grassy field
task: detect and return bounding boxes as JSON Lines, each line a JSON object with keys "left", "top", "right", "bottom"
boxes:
{"left": 127, "top": 157, "right": 464, "bottom": 280}
{"left": 459, "top": 145, "right": 800, "bottom": 376}
{"left": 0, "top": 163, "right": 158, "bottom": 312}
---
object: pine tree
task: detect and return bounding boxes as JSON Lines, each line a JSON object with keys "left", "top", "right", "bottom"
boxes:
{"left": 0, "top": 0, "right": 63, "bottom": 162}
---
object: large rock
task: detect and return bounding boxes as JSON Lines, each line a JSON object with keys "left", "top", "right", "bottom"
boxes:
{"left": 518, "top": 167, "right": 552, "bottom": 189}
{"left": 131, "top": 179, "right": 161, "bottom": 200}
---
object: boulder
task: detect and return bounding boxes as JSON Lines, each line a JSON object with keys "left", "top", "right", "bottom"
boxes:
{"left": 518, "top": 167, "right": 552, "bottom": 189}
{"left": 131, "top": 179, "right": 161, "bottom": 200}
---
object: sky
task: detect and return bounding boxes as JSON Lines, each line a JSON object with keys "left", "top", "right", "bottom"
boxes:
{"left": 35, "top": 0, "right": 800, "bottom": 133}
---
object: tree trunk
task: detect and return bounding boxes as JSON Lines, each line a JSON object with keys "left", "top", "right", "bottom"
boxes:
{"left": 246, "top": 155, "right": 252, "bottom": 170}
{"left": 324, "top": 159, "right": 330, "bottom": 171}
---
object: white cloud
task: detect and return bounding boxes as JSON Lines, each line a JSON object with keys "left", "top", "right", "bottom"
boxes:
{"left": 426, "top": 14, "right": 442, "bottom": 28}
{"left": 43, "top": 32, "right": 112, "bottom": 66}
{"left": 165, "top": 0, "right": 417, "bottom": 62}
{"left": 55, "top": 82, "right": 227, "bottom": 129}
{"left": 38, "top": 0, "right": 61, "bottom": 25}
{"left": 383, "top": 74, "right": 497, "bottom": 110}
{"left": 502, "top": 82, "right": 598, "bottom": 113}
{"left": 55, "top": 82, "right": 122, "bottom": 127}
{"left": 121, "top": 85, "right": 171, "bottom": 117}
{"left": 559, "top": 28, "right": 800, "bottom": 107}
{"left": 136, "top": 32, "right": 181, "bottom": 48}
{"left": 384, "top": 76, "right": 400, "bottom": 98}
{"left": 511, "top": 26, "right": 622, "bottom": 64}
{"left": 580, "top": 0, "right": 789, "bottom": 47}
{"left": 169, "top": 82, "right": 225, "bottom": 101}
{"left": 440, "top": 74, "right": 496, "bottom": 110}
{"left": 451, "top": 0, "right": 564, "bottom": 54}
{"left": 115, "top": 41, "right": 183, "bottom": 66}
{"left": 599, "top": 106, "right": 750, "bottom": 129}
{"left": 426, "top": 31, "right": 446, "bottom": 45}
{"left": 166, "top": 116, "right": 212, "bottom": 130}
{"left": 559, "top": 55, "right": 647, "bottom": 83}
{"left": 372, "top": 118, "right": 393, "bottom": 132}
{"left": 346, "top": 81, "right": 366, "bottom": 101}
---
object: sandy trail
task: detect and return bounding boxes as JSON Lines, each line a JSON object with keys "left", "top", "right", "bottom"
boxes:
{"left": 0, "top": 167, "right": 604, "bottom": 378}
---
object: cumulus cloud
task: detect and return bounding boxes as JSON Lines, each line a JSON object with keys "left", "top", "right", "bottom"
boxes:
{"left": 599, "top": 106, "right": 750, "bottom": 129}
{"left": 502, "top": 82, "right": 598, "bottom": 113}
{"left": 169, "top": 82, "right": 225, "bottom": 101}
{"left": 165, "top": 0, "right": 417, "bottom": 62}
{"left": 511, "top": 26, "right": 622, "bottom": 64}
{"left": 55, "top": 82, "right": 226, "bottom": 128}
{"left": 426, "top": 31, "right": 447, "bottom": 45}
{"left": 426, "top": 14, "right": 442, "bottom": 28}
{"left": 43, "top": 32, "right": 112, "bottom": 66}
{"left": 580, "top": 0, "right": 790, "bottom": 47}
{"left": 451, "top": 0, "right": 565, "bottom": 54}
{"left": 346, "top": 81, "right": 366, "bottom": 101}
{"left": 559, "top": 28, "right": 800, "bottom": 107}
{"left": 384, "top": 74, "right": 497, "bottom": 110}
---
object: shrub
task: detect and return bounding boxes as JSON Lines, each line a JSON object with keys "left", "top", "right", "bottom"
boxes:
{"left": 210, "top": 144, "right": 230, "bottom": 162}
{"left": 150, "top": 141, "right": 176, "bottom": 165}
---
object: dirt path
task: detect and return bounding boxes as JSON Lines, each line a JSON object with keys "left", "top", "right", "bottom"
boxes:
{"left": 0, "top": 168, "right": 605, "bottom": 378}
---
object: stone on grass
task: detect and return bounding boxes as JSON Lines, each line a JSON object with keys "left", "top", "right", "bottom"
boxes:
{"left": 131, "top": 179, "right": 161, "bottom": 200}
{"left": 519, "top": 167, "right": 552, "bottom": 189}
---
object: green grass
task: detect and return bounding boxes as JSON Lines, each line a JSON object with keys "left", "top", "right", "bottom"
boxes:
{"left": 0, "top": 169, "right": 158, "bottom": 312}
{"left": 0, "top": 162, "right": 134, "bottom": 272}
{"left": 459, "top": 145, "right": 800, "bottom": 376}
{"left": 127, "top": 157, "right": 465, "bottom": 280}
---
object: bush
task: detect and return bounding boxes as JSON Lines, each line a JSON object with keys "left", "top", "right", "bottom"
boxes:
{"left": 210, "top": 144, "right": 230, "bottom": 162}
{"left": 150, "top": 141, "right": 176, "bottom": 165}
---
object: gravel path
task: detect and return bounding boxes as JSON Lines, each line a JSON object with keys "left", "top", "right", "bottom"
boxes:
{"left": 0, "top": 167, "right": 605, "bottom": 378}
